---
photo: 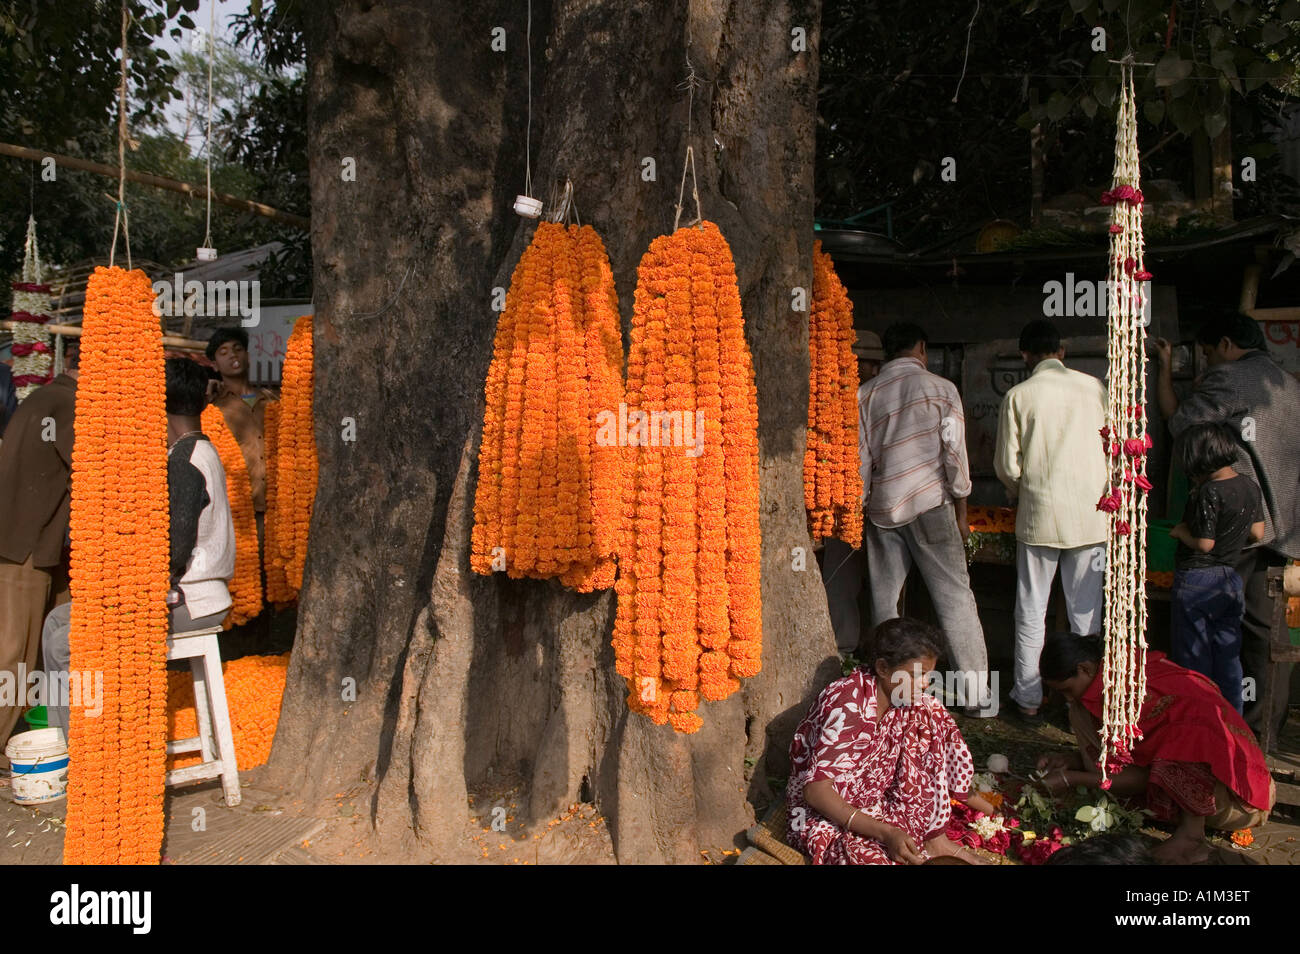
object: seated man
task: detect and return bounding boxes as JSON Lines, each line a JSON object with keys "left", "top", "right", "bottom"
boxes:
{"left": 43, "top": 358, "right": 235, "bottom": 735}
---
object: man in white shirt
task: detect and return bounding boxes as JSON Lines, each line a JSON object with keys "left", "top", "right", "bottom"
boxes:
{"left": 994, "top": 320, "right": 1108, "bottom": 724}
{"left": 860, "top": 322, "right": 995, "bottom": 716}
{"left": 42, "top": 359, "right": 235, "bottom": 735}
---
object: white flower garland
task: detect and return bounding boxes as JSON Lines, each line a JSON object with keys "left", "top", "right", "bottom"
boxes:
{"left": 1099, "top": 61, "right": 1150, "bottom": 785}
{"left": 9, "top": 215, "right": 54, "bottom": 400}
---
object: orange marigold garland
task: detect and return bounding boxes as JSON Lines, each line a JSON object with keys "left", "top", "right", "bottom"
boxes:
{"left": 615, "top": 221, "right": 762, "bottom": 733}
{"left": 261, "top": 400, "right": 294, "bottom": 604}
{"left": 804, "top": 242, "right": 862, "bottom": 548}
{"left": 166, "top": 653, "right": 289, "bottom": 772}
{"left": 470, "top": 222, "right": 623, "bottom": 591}
{"left": 201, "top": 404, "right": 263, "bottom": 626}
{"left": 269, "top": 316, "right": 317, "bottom": 596}
{"left": 63, "top": 266, "right": 170, "bottom": 865}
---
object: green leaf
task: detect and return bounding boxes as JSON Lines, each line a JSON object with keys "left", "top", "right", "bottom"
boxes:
{"left": 1169, "top": 98, "right": 1200, "bottom": 135}
{"left": 1143, "top": 99, "right": 1166, "bottom": 125}
{"left": 1075, "top": 805, "right": 1098, "bottom": 822}
{"left": 1080, "top": 94, "right": 1098, "bottom": 118}
{"left": 1211, "top": 0, "right": 1233, "bottom": 10}
{"left": 1205, "top": 111, "right": 1228, "bottom": 138}
{"left": 1261, "top": 22, "right": 1289, "bottom": 46}
{"left": 178, "top": 14, "right": 195, "bottom": 30}
{"left": 1045, "top": 90, "right": 1072, "bottom": 121}
{"left": 1155, "top": 52, "right": 1193, "bottom": 87}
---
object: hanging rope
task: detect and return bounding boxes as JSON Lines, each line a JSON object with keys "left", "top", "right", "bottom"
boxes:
{"left": 1098, "top": 59, "right": 1151, "bottom": 787}
{"left": 673, "top": 14, "right": 703, "bottom": 231}
{"left": 951, "top": 0, "right": 981, "bottom": 103}
{"left": 108, "top": 0, "right": 132, "bottom": 270}
{"left": 524, "top": 0, "right": 534, "bottom": 197}
{"left": 201, "top": 0, "right": 216, "bottom": 251}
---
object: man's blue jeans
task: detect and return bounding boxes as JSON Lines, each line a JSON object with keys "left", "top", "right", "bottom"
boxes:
{"left": 1170, "top": 565, "right": 1245, "bottom": 713}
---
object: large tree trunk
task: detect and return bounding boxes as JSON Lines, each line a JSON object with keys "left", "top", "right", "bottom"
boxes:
{"left": 266, "top": 0, "right": 838, "bottom": 863}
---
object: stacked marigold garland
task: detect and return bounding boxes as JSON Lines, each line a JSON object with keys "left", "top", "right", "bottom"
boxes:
{"left": 63, "top": 266, "right": 170, "bottom": 865}
{"left": 612, "top": 221, "right": 762, "bottom": 733}
{"left": 267, "top": 316, "right": 317, "bottom": 597}
{"left": 804, "top": 242, "right": 863, "bottom": 548}
{"left": 166, "top": 653, "right": 289, "bottom": 772}
{"left": 9, "top": 216, "right": 55, "bottom": 398}
{"left": 201, "top": 404, "right": 264, "bottom": 625}
{"left": 470, "top": 222, "right": 624, "bottom": 592}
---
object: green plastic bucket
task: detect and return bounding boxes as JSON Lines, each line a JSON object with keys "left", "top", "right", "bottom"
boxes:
{"left": 23, "top": 705, "right": 48, "bottom": 730}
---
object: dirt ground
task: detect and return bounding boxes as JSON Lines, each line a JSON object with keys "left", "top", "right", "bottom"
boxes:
{"left": 4, "top": 699, "right": 1297, "bottom": 866}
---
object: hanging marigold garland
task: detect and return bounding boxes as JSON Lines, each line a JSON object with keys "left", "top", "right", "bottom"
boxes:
{"left": 9, "top": 215, "right": 55, "bottom": 398}
{"left": 1096, "top": 61, "right": 1152, "bottom": 787}
{"left": 613, "top": 221, "right": 762, "bottom": 734}
{"left": 201, "top": 403, "right": 263, "bottom": 626}
{"left": 268, "top": 316, "right": 317, "bottom": 597}
{"left": 470, "top": 221, "right": 624, "bottom": 592}
{"left": 63, "top": 266, "right": 170, "bottom": 865}
{"left": 804, "top": 241, "right": 863, "bottom": 548}
{"left": 262, "top": 400, "right": 294, "bottom": 604}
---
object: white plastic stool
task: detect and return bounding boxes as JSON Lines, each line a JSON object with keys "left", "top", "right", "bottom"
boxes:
{"left": 164, "top": 627, "right": 241, "bottom": 807}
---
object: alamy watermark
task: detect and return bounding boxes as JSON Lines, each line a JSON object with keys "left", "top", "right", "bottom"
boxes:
{"left": 0, "top": 664, "right": 102, "bottom": 717}
{"left": 151, "top": 271, "right": 260, "bottom": 327}
{"left": 595, "top": 403, "right": 705, "bottom": 457}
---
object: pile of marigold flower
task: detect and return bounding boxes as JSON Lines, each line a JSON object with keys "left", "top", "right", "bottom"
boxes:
{"left": 267, "top": 316, "right": 317, "bottom": 598}
{"left": 63, "top": 266, "right": 170, "bottom": 865}
{"left": 201, "top": 405, "right": 263, "bottom": 625}
{"left": 166, "top": 654, "right": 290, "bottom": 772}
{"left": 470, "top": 222, "right": 624, "bottom": 592}
{"left": 804, "top": 242, "right": 862, "bottom": 548}
{"left": 966, "top": 505, "right": 1017, "bottom": 535}
{"left": 612, "top": 221, "right": 762, "bottom": 734}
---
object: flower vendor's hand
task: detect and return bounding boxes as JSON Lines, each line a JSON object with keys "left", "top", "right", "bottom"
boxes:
{"left": 1036, "top": 752, "right": 1072, "bottom": 775}
{"left": 1041, "top": 769, "right": 1074, "bottom": 795}
{"left": 1149, "top": 337, "right": 1172, "bottom": 368}
{"left": 880, "top": 824, "right": 926, "bottom": 865}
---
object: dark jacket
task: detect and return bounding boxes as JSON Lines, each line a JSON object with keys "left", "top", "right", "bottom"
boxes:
{"left": 0, "top": 362, "right": 17, "bottom": 438}
{"left": 0, "top": 373, "right": 76, "bottom": 567}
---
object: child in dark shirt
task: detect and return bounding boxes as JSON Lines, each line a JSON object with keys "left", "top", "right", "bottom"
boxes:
{"left": 1169, "top": 423, "right": 1266, "bottom": 713}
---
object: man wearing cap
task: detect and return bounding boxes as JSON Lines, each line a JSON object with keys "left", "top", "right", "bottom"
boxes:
{"left": 821, "top": 329, "right": 883, "bottom": 653}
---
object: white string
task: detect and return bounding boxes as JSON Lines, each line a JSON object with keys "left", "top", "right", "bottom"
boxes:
{"left": 951, "top": 0, "right": 980, "bottom": 103}
{"left": 109, "top": 0, "right": 132, "bottom": 271}
{"left": 525, "top": 0, "right": 533, "bottom": 196}
{"left": 202, "top": 0, "right": 216, "bottom": 249}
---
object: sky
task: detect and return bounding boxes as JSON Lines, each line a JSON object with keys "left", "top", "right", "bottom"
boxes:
{"left": 157, "top": 0, "right": 253, "bottom": 142}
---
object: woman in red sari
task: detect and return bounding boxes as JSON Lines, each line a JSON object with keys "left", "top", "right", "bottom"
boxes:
{"left": 787, "top": 618, "right": 992, "bottom": 865}
{"left": 1038, "top": 633, "right": 1275, "bottom": 864}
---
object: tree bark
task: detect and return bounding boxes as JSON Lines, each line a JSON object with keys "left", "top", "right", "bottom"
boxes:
{"left": 267, "top": 0, "right": 838, "bottom": 863}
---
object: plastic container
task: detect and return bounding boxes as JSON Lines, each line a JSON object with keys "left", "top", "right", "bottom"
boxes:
{"left": 1147, "top": 518, "right": 1177, "bottom": 573}
{"left": 5, "top": 728, "right": 68, "bottom": 804}
{"left": 513, "top": 194, "right": 543, "bottom": 218}
{"left": 22, "top": 705, "right": 48, "bottom": 730}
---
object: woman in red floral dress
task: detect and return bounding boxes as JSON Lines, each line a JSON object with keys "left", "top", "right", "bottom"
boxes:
{"left": 1037, "top": 633, "right": 1275, "bottom": 865}
{"left": 787, "top": 618, "right": 988, "bottom": 864}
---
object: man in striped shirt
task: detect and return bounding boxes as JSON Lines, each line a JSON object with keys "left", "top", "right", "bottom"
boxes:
{"left": 859, "top": 322, "right": 995, "bottom": 716}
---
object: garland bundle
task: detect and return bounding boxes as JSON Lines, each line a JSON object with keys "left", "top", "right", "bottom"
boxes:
{"left": 63, "top": 266, "right": 170, "bottom": 864}
{"left": 612, "top": 221, "right": 762, "bottom": 734}
{"left": 1096, "top": 62, "right": 1152, "bottom": 786}
{"left": 268, "top": 316, "right": 317, "bottom": 597}
{"left": 804, "top": 242, "right": 863, "bottom": 548}
{"left": 166, "top": 653, "right": 289, "bottom": 772}
{"left": 262, "top": 401, "right": 292, "bottom": 603}
{"left": 9, "top": 216, "right": 55, "bottom": 398}
{"left": 201, "top": 404, "right": 264, "bottom": 625}
{"left": 470, "top": 222, "right": 624, "bottom": 592}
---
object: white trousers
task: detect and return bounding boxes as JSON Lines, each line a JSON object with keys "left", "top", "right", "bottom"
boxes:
{"left": 1011, "top": 541, "right": 1105, "bottom": 709}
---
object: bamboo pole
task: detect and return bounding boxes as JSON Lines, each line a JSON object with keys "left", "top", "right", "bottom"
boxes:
{"left": 0, "top": 142, "right": 310, "bottom": 230}
{"left": 1, "top": 320, "right": 207, "bottom": 351}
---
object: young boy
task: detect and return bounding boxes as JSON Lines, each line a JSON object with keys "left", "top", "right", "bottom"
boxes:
{"left": 1168, "top": 422, "right": 1266, "bottom": 713}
